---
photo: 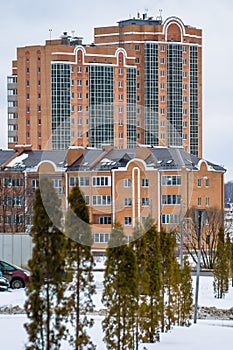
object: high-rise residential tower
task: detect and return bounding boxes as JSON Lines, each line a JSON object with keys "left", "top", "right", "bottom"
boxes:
{"left": 7, "top": 13, "right": 202, "bottom": 156}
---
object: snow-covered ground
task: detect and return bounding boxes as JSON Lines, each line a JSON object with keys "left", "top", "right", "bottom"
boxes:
{"left": 0, "top": 269, "right": 233, "bottom": 349}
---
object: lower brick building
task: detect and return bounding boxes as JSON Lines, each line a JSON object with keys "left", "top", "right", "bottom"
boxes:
{"left": 0, "top": 145, "right": 225, "bottom": 253}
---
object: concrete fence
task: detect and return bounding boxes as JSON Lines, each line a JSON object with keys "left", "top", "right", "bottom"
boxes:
{"left": 0, "top": 233, "right": 32, "bottom": 268}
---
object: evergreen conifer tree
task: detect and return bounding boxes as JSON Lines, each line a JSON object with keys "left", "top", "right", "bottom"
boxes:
{"left": 24, "top": 177, "right": 68, "bottom": 350}
{"left": 65, "top": 185, "right": 95, "bottom": 350}
{"left": 102, "top": 223, "right": 138, "bottom": 350}
{"left": 178, "top": 256, "right": 193, "bottom": 326}
{"left": 139, "top": 224, "right": 162, "bottom": 343}
{"left": 159, "top": 229, "right": 177, "bottom": 332}
{"left": 213, "top": 227, "right": 229, "bottom": 298}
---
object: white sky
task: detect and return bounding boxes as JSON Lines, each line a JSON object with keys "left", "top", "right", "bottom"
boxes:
{"left": 0, "top": 0, "right": 233, "bottom": 180}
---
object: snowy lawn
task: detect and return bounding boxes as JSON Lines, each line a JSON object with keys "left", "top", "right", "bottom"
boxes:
{"left": 0, "top": 272, "right": 232, "bottom": 349}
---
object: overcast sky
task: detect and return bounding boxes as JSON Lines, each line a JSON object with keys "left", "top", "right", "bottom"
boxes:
{"left": 0, "top": 0, "right": 232, "bottom": 181}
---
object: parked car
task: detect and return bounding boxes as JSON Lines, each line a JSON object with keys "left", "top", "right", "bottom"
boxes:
{"left": 0, "top": 275, "right": 10, "bottom": 292}
{"left": 0, "top": 260, "right": 30, "bottom": 289}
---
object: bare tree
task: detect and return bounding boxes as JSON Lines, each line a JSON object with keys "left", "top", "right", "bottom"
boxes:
{"left": 183, "top": 206, "right": 224, "bottom": 269}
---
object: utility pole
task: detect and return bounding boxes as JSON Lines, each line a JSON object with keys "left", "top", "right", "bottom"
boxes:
{"left": 194, "top": 209, "right": 206, "bottom": 323}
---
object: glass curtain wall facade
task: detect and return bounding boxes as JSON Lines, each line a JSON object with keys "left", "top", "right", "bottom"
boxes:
{"left": 167, "top": 44, "right": 183, "bottom": 147}
{"left": 89, "top": 65, "right": 114, "bottom": 148}
{"left": 144, "top": 43, "right": 159, "bottom": 145}
{"left": 190, "top": 46, "right": 199, "bottom": 156}
{"left": 51, "top": 63, "right": 71, "bottom": 149}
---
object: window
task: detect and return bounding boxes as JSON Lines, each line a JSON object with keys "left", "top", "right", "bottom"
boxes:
{"left": 78, "top": 66, "right": 82, "bottom": 73}
{"left": 160, "top": 82, "right": 165, "bottom": 89}
{"left": 124, "top": 178, "right": 131, "bottom": 187}
{"left": 94, "top": 233, "right": 110, "bottom": 243}
{"left": 183, "top": 59, "right": 187, "bottom": 65}
{"left": 99, "top": 217, "right": 111, "bottom": 224}
{"left": 31, "top": 179, "right": 39, "bottom": 189}
{"left": 38, "top": 105, "right": 41, "bottom": 112}
{"left": 119, "top": 106, "right": 123, "bottom": 114}
{"left": 124, "top": 217, "right": 132, "bottom": 226}
{"left": 183, "top": 84, "right": 187, "bottom": 90}
{"left": 198, "top": 197, "right": 202, "bottom": 206}
{"left": 78, "top": 105, "right": 82, "bottom": 112}
{"left": 8, "top": 113, "right": 16, "bottom": 120}
{"left": 135, "top": 57, "right": 140, "bottom": 64}
{"left": 142, "top": 198, "right": 149, "bottom": 206}
{"left": 53, "top": 179, "right": 63, "bottom": 194}
{"left": 69, "top": 176, "right": 89, "bottom": 187}
{"left": 183, "top": 46, "right": 187, "bottom": 52}
{"left": 205, "top": 178, "right": 209, "bottom": 187}
{"left": 124, "top": 198, "right": 132, "bottom": 206}
{"left": 119, "top": 119, "right": 123, "bottom": 126}
{"left": 160, "top": 70, "right": 165, "bottom": 77}
{"left": 78, "top": 118, "right": 82, "bottom": 125}
{"left": 182, "top": 133, "right": 187, "bottom": 140}
{"left": 160, "top": 95, "right": 165, "bottom": 102}
{"left": 4, "top": 177, "right": 24, "bottom": 187}
{"left": 198, "top": 179, "right": 201, "bottom": 187}
{"left": 78, "top": 79, "right": 82, "bottom": 86}
{"left": 78, "top": 92, "right": 82, "bottom": 99}
{"left": 182, "top": 96, "right": 187, "bottom": 103}
{"left": 26, "top": 80, "right": 30, "bottom": 87}
{"left": 160, "top": 108, "right": 165, "bottom": 115}
{"left": 26, "top": 93, "right": 30, "bottom": 99}
{"left": 182, "top": 108, "right": 187, "bottom": 115}
{"left": 93, "top": 176, "right": 111, "bottom": 187}
{"left": 160, "top": 57, "right": 165, "bottom": 64}
{"left": 85, "top": 195, "right": 90, "bottom": 205}
{"left": 38, "top": 67, "right": 41, "bottom": 73}
{"left": 160, "top": 45, "right": 165, "bottom": 52}
{"left": 118, "top": 81, "right": 123, "bottom": 88}
{"left": 162, "top": 214, "right": 180, "bottom": 224}
{"left": 38, "top": 80, "right": 41, "bottom": 86}
{"left": 183, "top": 71, "right": 187, "bottom": 78}
{"left": 119, "top": 132, "right": 123, "bottom": 139}
{"left": 8, "top": 101, "right": 17, "bottom": 107}
{"left": 183, "top": 121, "right": 187, "bottom": 128}
{"left": 38, "top": 93, "right": 41, "bottom": 99}
{"left": 118, "top": 68, "right": 123, "bottom": 75}
{"left": 162, "top": 195, "right": 181, "bottom": 205}
{"left": 78, "top": 131, "right": 82, "bottom": 138}
{"left": 142, "top": 178, "right": 149, "bottom": 187}
{"left": 135, "top": 45, "right": 140, "bottom": 51}
{"left": 93, "top": 195, "right": 112, "bottom": 206}
{"left": 13, "top": 196, "right": 25, "bottom": 206}
{"left": 119, "top": 94, "right": 123, "bottom": 101}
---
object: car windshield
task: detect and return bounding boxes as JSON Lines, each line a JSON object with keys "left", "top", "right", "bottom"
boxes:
{"left": 0, "top": 261, "right": 16, "bottom": 272}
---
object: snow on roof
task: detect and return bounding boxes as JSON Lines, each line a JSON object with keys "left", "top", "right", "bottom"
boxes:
{"left": 6, "top": 153, "right": 29, "bottom": 167}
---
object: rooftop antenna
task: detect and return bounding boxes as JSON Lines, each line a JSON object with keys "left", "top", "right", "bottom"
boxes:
{"left": 49, "top": 28, "right": 52, "bottom": 44}
{"left": 159, "top": 8, "right": 163, "bottom": 20}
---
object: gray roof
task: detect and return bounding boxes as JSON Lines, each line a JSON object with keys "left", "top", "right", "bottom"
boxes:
{"left": 67, "top": 147, "right": 226, "bottom": 172}
{"left": 0, "top": 150, "right": 17, "bottom": 168}
{"left": 0, "top": 147, "right": 226, "bottom": 173}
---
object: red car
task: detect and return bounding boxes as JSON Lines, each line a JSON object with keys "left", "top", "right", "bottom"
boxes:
{"left": 0, "top": 260, "right": 30, "bottom": 289}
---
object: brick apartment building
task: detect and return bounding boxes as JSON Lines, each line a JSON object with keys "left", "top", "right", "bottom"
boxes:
{"left": 0, "top": 145, "right": 225, "bottom": 252}
{"left": 7, "top": 14, "right": 202, "bottom": 157}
